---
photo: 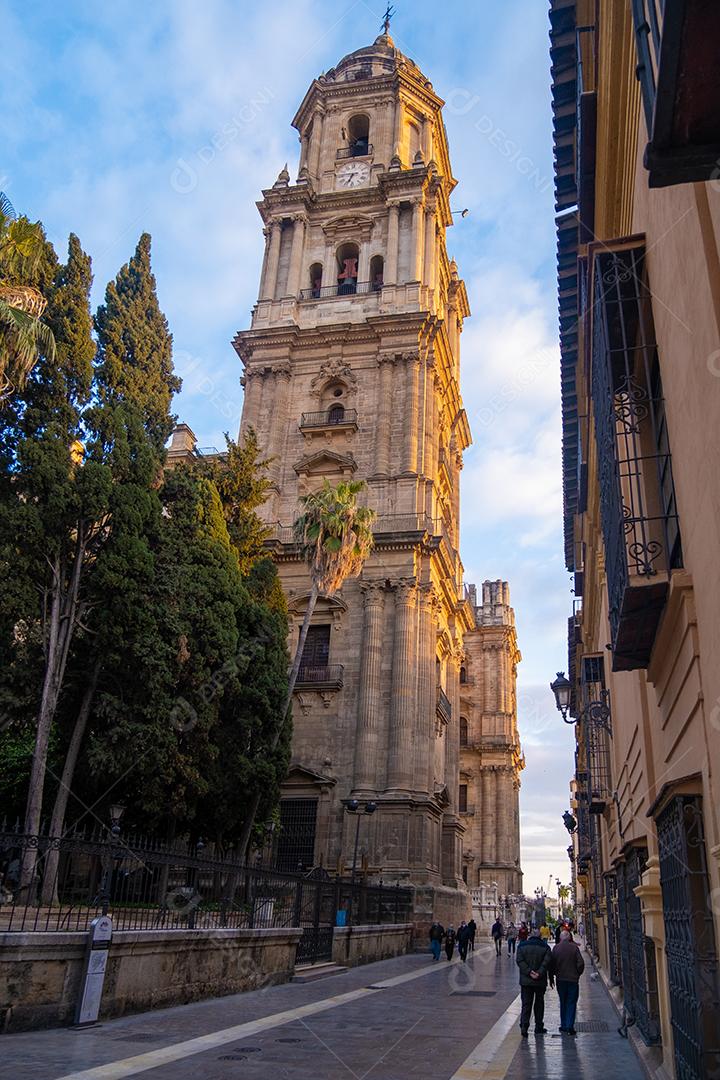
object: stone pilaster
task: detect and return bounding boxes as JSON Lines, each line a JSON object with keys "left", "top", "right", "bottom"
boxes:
{"left": 482, "top": 768, "right": 497, "bottom": 866}
{"left": 424, "top": 202, "right": 436, "bottom": 289}
{"left": 353, "top": 581, "right": 387, "bottom": 795}
{"left": 415, "top": 584, "right": 436, "bottom": 796}
{"left": 386, "top": 578, "right": 418, "bottom": 793}
{"left": 374, "top": 353, "right": 395, "bottom": 476}
{"left": 261, "top": 220, "right": 282, "bottom": 301}
{"left": 285, "top": 215, "right": 306, "bottom": 298}
{"left": 410, "top": 198, "right": 424, "bottom": 282}
{"left": 268, "top": 363, "right": 291, "bottom": 488}
{"left": 386, "top": 203, "right": 400, "bottom": 283}
{"left": 308, "top": 107, "right": 325, "bottom": 179}
{"left": 403, "top": 353, "right": 421, "bottom": 475}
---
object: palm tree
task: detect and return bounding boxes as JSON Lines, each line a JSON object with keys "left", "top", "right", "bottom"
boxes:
{"left": 0, "top": 192, "right": 56, "bottom": 399}
{"left": 237, "top": 479, "right": 375, "bottom": 857}
{"left": 286, "top": 479, "right": 375, "bottom": 712}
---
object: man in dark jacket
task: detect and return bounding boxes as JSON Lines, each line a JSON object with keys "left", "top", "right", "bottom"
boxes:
{"left": 516, "top": 928, "right": 553, "bottom": 1036}
{"left": 429, "top": 921, "right": 444, "bottom": 961}
{"left": 551, "top": 930, "right": 585, "bottom": 1034}
{"left": 468, "top": 918, "right": 477, "bottom": 952}
{"left": 457, "top": 921, "right": 471, "bottom": 963}
{"left": 491, "top": 917, "right": 504, "bottom": 956}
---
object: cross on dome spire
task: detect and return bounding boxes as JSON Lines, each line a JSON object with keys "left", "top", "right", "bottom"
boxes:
{"left": 381, "top": 3, "right": 395, "bottom": 35}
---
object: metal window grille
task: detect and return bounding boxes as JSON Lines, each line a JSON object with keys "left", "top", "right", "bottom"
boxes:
{"left": 299, "top": 626, "right": 331, "bottom": 677}
{"left": 591, "top": 244, "right": 682, "bottom": 668}
{"left": 581, "top": 655, "right": 611, "bottom": 809}
{"left": 605, "top": 872, "right": 623, "bottom": 985}
{"left": 617, "top": 846, "right": 661, "bottom": 1044}
{"left": 657, "top": 795, "right": 720, "bottom": 1080}
{"left": 459, "top": 785, "right": 468, "bottom": 813}
{"left": 276, "top": 799, "right": 318, "bottom": 872}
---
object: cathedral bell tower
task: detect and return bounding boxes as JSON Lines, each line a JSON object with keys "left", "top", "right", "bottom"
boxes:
{"left": 235, "top": 28, "right": 474, "bottom": 923}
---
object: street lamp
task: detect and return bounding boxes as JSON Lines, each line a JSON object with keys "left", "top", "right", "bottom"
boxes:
{"left": 550, "top": 670, "right": 612, "bottom": 733}
{"left": 344, "top": 799, "right": 377, "bottom": 882}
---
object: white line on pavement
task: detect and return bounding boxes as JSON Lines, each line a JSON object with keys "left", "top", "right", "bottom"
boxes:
{"left": 450, "top": 993, "right": 522, "bottom": 1079}
{"left": 55, "top": 958, "right": 466, "bottom": 1080}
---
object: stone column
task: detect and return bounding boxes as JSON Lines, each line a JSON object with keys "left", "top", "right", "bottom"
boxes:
{"left": 374, "top": 353, "right": 394, "bottom": 476}
{"left": 482, "top": 768, "right": 497, "bottom": 866}
{"left": 386, "top": 579, "right": 418, "bottom": 792}
{"left": 322, "top": 238, "right": 336, "bottom": 288}
{"left": 240, "top": 368, "right": 262, "bottom": 437}
{"left": 353, "top": 582, "right": 387, "bottom": 794}
{"left": 423, "top": 204, "right": 436, "bottom": 289}
{"left": 309, "top": 108, "right": 325, "bottom": 179}
{"left": 285, "top": 215, "right": 306, "bottom": 298}
{"left": 415, "top": 584, "right": 436, "bottom": 796}
{"left": 393, "top": 98, "right": 404, "bottom": 157}
{"left": 410, "top": 199, "right": 424, "bottom": 282}
{"left": 269, "top": 363, "right": 291, "bottom": 487}
{"left": 257, "top": 226, "right": 271, "bottom": 302}
{"left": 403, "top": 353, "right": 421, "bottom": 475}
{"left": 357, "top": 242, "right": 370, "bottom": 285}
{"left": 386, "top": 204, "right": 400, "bottom": 284}
{"left": 261, "top": 220, "right": 282, "bottom": 301}
{"left": 496, "top": 767, "right": 511, "bottom": 873}
{"left": 444, "top": 650, "right": 462, "bottom": 813}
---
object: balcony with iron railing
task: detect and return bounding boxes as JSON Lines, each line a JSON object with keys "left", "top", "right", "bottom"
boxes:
{"left": 631, "top": 0, "right": 720, "bottom": 187}
{"left": 264, "top": 513, "right": 434, "bottom": 549}
{"left": 299, "top": 408, "right": 358, "bottom": 431}
{"left": 436, "top": 687, "right": 452, "bottom": 726}
{"left": 295, "top": 664, "right": 344, "bottom": 690}
{"left": 336, "top": 143, "right": 374, "bottom": 159}
{"left": 591, "top": 244, "right": 682, "bottom": 671}
{"left": 299, "top": 280, "right": 381, "bottom": 301}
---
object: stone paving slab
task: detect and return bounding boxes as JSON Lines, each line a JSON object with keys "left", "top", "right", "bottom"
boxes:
{"left": 1, "top": 948, "right": 647, "bottom": 1080}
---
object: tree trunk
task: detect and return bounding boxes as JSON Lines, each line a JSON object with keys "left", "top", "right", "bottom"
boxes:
{"left": 40, "top": 664, "right": 100, "bottom": 906}
{"left": 20, "top": 534, "right": 86, "bottom": 899}
{"left": 237, "top": 581, "right": 320, "bottom": 858}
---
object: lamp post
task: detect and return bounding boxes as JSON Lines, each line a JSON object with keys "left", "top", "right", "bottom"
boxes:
{"left": 550, "top": 671, "right": 612, "bottom": 733}
{"left": 344, "top": 799, "right": 377, "bottom": 883}
{"left": 98, "top": 805, "right": 125, "bottom": 916}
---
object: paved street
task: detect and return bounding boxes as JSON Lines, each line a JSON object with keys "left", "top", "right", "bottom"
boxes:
{"left": 3, "top": 945, "right": 645, "bottom": 1080}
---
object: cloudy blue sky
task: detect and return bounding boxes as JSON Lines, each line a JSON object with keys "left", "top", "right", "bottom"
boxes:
{"left": 1, "top": 0, "right": 576, "bottom": 896}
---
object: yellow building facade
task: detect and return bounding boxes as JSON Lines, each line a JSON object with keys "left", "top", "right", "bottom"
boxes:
{"left": 551, "top": 3, "right": 720, "bottom": 1078}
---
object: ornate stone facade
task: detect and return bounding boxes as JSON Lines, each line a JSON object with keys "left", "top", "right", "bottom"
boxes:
{"left": 460, "top": 582, "right": 524, "bottom": 897}
{"left": 171, "top": 30, "right": 523, "bottom": 926}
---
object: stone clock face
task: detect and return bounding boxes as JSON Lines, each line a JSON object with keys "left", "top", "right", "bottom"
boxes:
{"left": 336, "top": 161, "right": 370, "bottom": 189}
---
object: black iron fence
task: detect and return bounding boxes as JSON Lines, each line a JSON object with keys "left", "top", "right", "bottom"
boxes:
{"left": 0, "top": 827, "right": 413, "bottom": 935}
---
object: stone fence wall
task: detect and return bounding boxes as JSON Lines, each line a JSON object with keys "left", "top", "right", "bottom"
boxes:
{"left": 0, "top": 922, "right": 415, "bottom": 1033}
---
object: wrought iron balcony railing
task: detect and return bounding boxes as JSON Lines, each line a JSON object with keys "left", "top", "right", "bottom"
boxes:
{"left": 590, "top": 243, "right": 682, "bottom": 671}
{"left": 336, "top": 143, "right": 373, "bottom": 159}
{"left": 299, "top": 409, "right": 358, "bottom": 430}
{"left": 436, "top": 687, "right": 452, "bottom": 725}
{"left": 299, "top": 280, "right": 381, "bottom": 300}
{"left": 295, "top": 664, "right": 344, "bottom": 690}
{"left": 264, "top": 514, "right": 434, "bottom": 548}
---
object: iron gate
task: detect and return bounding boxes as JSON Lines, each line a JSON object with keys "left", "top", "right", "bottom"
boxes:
{"left": 605, "top": 872, "right": 623, "bottom": 986}
{"left": 293, "top": 868, "right": 335, "bottom": 966}
{"left": 657, "top": 795, "right": 720, "bottom": 1080}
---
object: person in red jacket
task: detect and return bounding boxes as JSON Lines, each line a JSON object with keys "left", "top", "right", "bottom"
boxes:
{"left": 518, "top": 921, "right": 529, "bottom": 941}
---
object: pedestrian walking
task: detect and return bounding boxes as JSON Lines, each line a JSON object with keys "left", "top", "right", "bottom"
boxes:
{"left": 468, "top": 917, "right": 477, "bottom": 952}
{"left": 518, "top": 921, "right": 529, "bottom": 942}
{"left": 457, "top": 921, "right": 471, "bottom": 963}
{"left": 506, "top": 920, "right": 518, "bottom": 955}
{"left": 551, "top": 929, "right": 585, "bottom": 1034}
{"left": 539, "top": 923, "right": 551, "bottom": 942}
{"left": 444, "top": 926, "right": 456, "bottom": 961}
{"left": 491, "top": 916, "right": 504, "bottom": 956}
{"left": 516, "top": 926, "right": 552, "bottom": 1036}
{"left": 429, "top": 921, "right": 444, "bottom": 962}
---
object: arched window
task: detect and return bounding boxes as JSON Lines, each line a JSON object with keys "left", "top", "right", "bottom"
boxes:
{"left": 460, "top": 717, "right": 468, "bottom": 747}
{"left": 309, "top": 262, "right": 323, "bottom": 298}
{"left": 460, "top": 665, "right": 467, "bottom": 684}
{"left": 336, "top": 242, "right": 359, "bottom": 294}
{"left": 347, "top": 114, "right": 370, "bottom": 156}
{"left": 370, "top": 254, "right": 384, "bottom": 291}
{"left": 328, "top": 404, "right": 345, "bottom": 424}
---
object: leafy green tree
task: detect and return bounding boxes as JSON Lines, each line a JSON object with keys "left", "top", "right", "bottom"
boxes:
{"left": 94, "top": 233, "right": 179, "bottom": 453}
{"left": 0, "top": 192, "right": 56, "bottom": 397}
